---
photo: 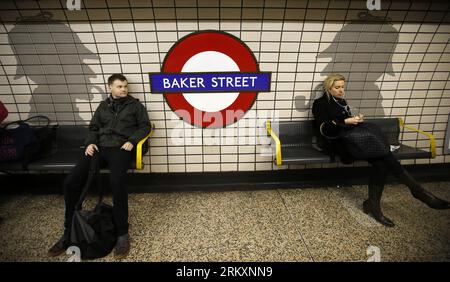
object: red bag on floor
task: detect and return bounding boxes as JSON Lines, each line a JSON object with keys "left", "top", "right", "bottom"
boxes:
{"left": 0, "top": 101, "right": 8, "bottom": 123}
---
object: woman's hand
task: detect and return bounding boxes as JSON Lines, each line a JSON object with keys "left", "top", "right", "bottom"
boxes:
{"left": 357, "top": 113, "right": 364, "bottom": 122}
{"left": 345, "top": 115, "right": 364, "bottom": 125}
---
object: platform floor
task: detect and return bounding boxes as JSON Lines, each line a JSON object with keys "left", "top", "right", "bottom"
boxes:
{"left": 0, "top": 182, "right": 449, "bottom": 262}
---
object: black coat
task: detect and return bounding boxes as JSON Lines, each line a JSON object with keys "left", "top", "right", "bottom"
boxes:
{"left": 311, "top": 93, "right": 355, "bottom": 163}
{"left": 85, "top": 95, "right": 151, "bottom": 148}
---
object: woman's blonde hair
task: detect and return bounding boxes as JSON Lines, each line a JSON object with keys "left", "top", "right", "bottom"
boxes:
{"left": 323, "top": 74, "right": 345, "bottom": 97}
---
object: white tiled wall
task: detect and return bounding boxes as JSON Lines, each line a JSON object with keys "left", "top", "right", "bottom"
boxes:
{"left": 1, "top": 0, "right": 450, "bottom": 173}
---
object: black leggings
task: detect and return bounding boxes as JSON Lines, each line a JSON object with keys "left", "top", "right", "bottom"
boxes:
{"left": 367, "top": 152, "right": 405, "bottom": 186}
{"left": 63, "top": 147, "right": 132, "bottom": 236}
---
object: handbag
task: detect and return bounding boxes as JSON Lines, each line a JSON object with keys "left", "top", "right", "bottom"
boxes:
{"left": 339, "top": 122, "right": 390, "bottom": 159}
{"left": 0, "top": 101, "right": 8, "bottom": 123}
{"left": 0, "top": 116, "right": 56, "bottom": 165}
{"left": 69, "top": 153, "right": 117, "bottom": 260}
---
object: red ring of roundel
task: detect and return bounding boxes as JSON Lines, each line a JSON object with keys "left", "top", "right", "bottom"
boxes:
{"left": 162, "top": 31, "right": 258, "bottom": 128}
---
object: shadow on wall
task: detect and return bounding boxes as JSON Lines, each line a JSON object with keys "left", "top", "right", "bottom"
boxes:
{"left": 7, "top": 12, "right": 105, "bottom": 124}
{"left": 296, "top": 12, "right": 399, "bottom": 118}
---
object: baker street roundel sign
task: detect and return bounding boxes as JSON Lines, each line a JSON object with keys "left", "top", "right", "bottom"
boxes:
{"left": 149, "top": 30, "right": 271, "bottom": 128}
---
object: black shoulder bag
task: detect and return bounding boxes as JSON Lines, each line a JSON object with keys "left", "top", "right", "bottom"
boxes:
{"left": 69, "top": 153, "right": 117, "bottom": 260}
{"left": 0, "top": 115, "right": 57, "bottom": 166}
{"left": 339, "top": 122, "right": 390, "bottom": 160}
{"left": 320, "top": 121, "right": 390, "bottom": 160}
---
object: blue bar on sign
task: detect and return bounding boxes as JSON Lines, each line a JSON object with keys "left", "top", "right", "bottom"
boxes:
{"left": 149, "top": 72, "right": 271, "bottom": 93}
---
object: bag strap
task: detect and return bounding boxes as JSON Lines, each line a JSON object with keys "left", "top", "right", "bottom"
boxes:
{"left": 2, "top": 115, "right": 50, "bottom": 129}
{"left": 2, "top": 119, "right": 26, "bottom": 129}
{"left": 319, "top": 122, "right": 340, "bottom": 140}
{"left": 75, "top": 152, "right": 103, "bottom": 210}
{"left": 22, "top": 115, "right": 50, "bottom": 127}
{"left": 94, "top": 154, "right": 104, "bottom": 206}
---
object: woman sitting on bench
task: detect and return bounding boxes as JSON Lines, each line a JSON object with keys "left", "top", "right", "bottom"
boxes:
{"left": 312, "top": 73, "right": 450, "bottom": 227}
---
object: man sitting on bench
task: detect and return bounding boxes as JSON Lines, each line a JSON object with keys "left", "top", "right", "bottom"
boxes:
{"left": 48, "top": 74, "right": 151, "bottom": 258}
{"left": 312, "top": 73, "right": 450, "bottom": 227}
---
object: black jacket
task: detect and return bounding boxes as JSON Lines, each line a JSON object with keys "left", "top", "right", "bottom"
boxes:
{"left": 312, "top": 93, "right": 355, "bottom": 163}
{"left": 85, "top": 95, "right": 151, "bottom": 148}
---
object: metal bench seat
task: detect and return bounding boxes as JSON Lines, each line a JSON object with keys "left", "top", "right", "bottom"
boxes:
{"left": 393, "top": 145, "right": 432, "bottom": 160}
{"left": 281, "top": 145, "right": 331, "bottom": 164}
{"left": 266, "top": 118, "right": 436, "bottom": 166}
{"left": 0, "top": 124, "right": 154, "bottom": 172}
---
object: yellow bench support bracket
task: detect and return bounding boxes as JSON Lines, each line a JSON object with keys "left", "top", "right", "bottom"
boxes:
{"left": 266, "top": 120, "right": 282, "bottom": 166}
{"left": 135, "top": 122, "right": 155, "bottom": 170}
{"left": 398, "top": 118, "right": 436, "bottom": 158}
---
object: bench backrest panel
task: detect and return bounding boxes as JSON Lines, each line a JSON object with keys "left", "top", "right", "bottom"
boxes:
{"left": 56, "top": 125, "right": 88, "bottom": 149}
{"left": 277, "top": 120, "right": 315, "bottom": 145}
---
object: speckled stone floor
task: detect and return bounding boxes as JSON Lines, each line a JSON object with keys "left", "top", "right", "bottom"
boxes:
{"left": 0, "top": 182, "right": 449, "bottom": 262}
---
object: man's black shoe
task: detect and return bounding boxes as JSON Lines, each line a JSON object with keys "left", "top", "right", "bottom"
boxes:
{"left": 114, "top": 233, "right": 130, "bottom": 259}
{"left": 48, "top": 234, "right": 70, "bottom": 257}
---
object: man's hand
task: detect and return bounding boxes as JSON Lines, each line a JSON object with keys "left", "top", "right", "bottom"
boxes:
{"left": 121, "top": 141, "right": 134, "bottom": 151}
{"left": 85, "top": 144, "right": 99, "bottom": 156}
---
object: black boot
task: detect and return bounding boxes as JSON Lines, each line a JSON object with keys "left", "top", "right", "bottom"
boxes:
{"left": 114, "top": 233, "right": 130, "bottom": 259}
{"left": 398, "top": 171, "right": 450, "bottom": 210}
{"left": 363, "top": 184, "right": 395, "bottom": 227}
